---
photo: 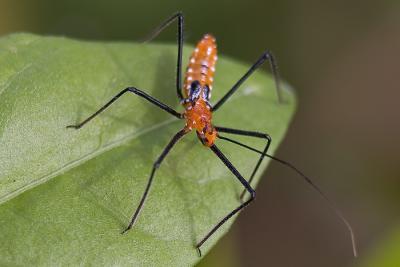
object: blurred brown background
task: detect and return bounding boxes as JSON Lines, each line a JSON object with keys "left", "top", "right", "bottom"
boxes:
{"left": 1, "top": 1, "right": 399, "bottom": 266}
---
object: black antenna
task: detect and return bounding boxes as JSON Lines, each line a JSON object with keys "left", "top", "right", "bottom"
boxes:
{"left": 218, "top": 135, "right": 358, "bottom": 257}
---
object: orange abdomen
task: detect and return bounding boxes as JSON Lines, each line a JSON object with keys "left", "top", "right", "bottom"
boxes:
{"left": 183, "top": 34, "right": 217, "bottom": 98}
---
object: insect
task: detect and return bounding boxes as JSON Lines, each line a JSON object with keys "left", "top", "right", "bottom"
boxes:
{"left": 67, "top": 12, "right": 357, "bottom": 257}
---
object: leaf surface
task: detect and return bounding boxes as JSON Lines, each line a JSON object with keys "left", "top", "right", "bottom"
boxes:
{"left": 358, "top": 227, "right": 400, "bottom": 267}
{"left": 0, "top": 33, "right": 296, "bottom": 266}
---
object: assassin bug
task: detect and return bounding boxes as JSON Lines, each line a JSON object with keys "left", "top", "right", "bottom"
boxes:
{"left": 67, "top": 12, "right": 357, "bottom": 257}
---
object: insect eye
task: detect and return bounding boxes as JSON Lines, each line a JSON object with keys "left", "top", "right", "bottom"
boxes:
{"left": 189, "top": 81, "right": 201, "bottom": 99}
{"left": 203, "top": 86, "right": 210, "bottom": 100}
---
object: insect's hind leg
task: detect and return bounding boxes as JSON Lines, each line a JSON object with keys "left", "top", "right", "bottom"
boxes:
{"left": 212, "top": 50, "right": 282, "bottom": 112}
{"left": 143, "top": 12, "right": 185, "bottom": 101}
{"left": 216, "top": 126, "right": 272, "bottom": 200}
{"left": 216, "top": 127, "right": 359, "bottom": 258}
{"left": 66, "top": 87, "right": 182, "bottom": 129}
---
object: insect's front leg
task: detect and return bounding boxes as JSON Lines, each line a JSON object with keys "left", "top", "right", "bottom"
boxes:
{"left": 212, "top": 50, "right": 282, "bottom": 112}
{"left": 67, "top": 87, "right": 182, "bottom": 129}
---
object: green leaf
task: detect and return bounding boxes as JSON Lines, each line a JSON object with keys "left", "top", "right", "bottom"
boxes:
{"left": 0, "top": 33, "right": 296, "bottom": 266}
{"left": 358, "top": 227, "right": 400, "bottom": 267}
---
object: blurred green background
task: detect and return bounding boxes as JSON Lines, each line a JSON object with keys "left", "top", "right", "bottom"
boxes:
{"left": 1, "top": 1, "right": 399, "bottom": 266}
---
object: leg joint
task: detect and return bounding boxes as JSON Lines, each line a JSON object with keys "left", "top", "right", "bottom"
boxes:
{"left": 249, "top": 190, "right": 256, "bottom": 200}
{"left": 263, "top": 49, "right": 272, "bottom": 59}
{"left": 176, "top": 11, "right": 183, "bottom": 19}
{"left": 262, "top": 133, "right": 272, "bottom": 142}
{"left": 126, "top": 87, "right": 137, "bottom": 93}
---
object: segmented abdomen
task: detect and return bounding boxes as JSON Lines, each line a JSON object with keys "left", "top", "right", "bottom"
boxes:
{"left": 183, "top": 34, "right": 217, "bottom": 98}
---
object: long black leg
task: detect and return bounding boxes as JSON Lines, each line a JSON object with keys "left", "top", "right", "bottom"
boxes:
{"left": 143, "top": 12, "right": 184, "bottom": 100}
{"left": 66, "top": 87, "right": 182, "bottom": 129}
{"left": 217, "top": 136, "right": 358, "bottom": 257}
{"left": 216, "top": 126, "right": 271, "bottom": 200}
{"left": 212, "top": 50, "right": 282, "bottom": 112}
{"left": 196, "top": 144, "right": 256, "bottom": 256}
{"left": 121, "top": 129, "right": 187, "bottom": 234}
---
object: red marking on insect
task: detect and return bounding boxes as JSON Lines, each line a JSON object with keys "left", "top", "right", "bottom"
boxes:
{"left": 67, "top": 12, "right": 358, "bottom": 258}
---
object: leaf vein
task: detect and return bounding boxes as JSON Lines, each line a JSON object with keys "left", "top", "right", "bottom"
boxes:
{"left": 0, "top": 117, "right": 180, "bottom": 205}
